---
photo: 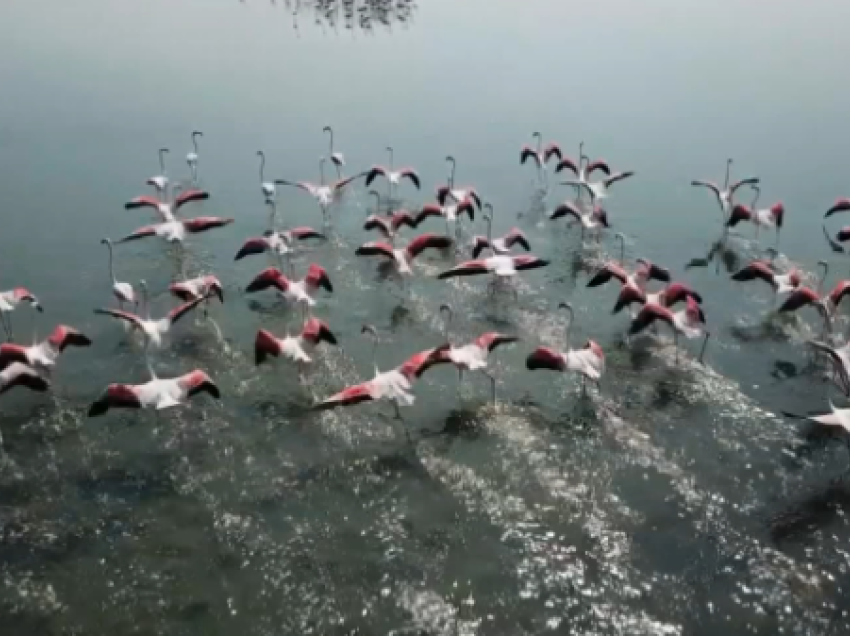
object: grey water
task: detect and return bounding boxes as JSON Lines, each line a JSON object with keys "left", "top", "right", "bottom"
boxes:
{"left": 2, "top": 0, "right": 850, "bottom": 633}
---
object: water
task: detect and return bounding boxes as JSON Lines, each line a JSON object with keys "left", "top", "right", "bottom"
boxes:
{"left": 2, "top": 0, "right": 850, "bottom": 633}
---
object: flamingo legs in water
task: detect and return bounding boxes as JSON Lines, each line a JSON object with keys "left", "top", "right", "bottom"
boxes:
{"left": 1, "top": 312, "right": 13, "bottom": 342}
{"left": 483, "top": 370, "right": 497, "bottom": 405}
{"left": 392, "top": 401, "right": 412, "bottom": 444}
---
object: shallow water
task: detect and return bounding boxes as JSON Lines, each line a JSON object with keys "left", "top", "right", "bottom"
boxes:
{"left": 3, "top": 0, "right": 850, "bottom": 633}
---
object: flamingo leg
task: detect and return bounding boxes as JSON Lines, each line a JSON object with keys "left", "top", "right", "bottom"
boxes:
{"left": 674, "top": 331, "right": 680, "bottom": 365}
{"left": 1, "top": 312, "right": 12, "bottom": 342}
{"left": 392, "top": 401, "right": 412, "bottom": 444}
{"left": 457, "top": 368, "right": 464, "bottom": 399}
{"left": 483, "top": 371, "right": 497, "bottom": 405}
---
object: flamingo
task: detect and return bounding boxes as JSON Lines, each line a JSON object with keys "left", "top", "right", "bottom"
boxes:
{"left": 0, "top": 288, "right": 42, "bottom": 342}
{"left": 355, "top": 233, "right": 453, "bottom": 276}
{"left": 94, "top": 280, "right": 208, "bottom": 352}
{"left": 186, "top": 131, "right": 203, "bottom": 184}
{"left": 611, "top": 281, "right": 703, "bottom": 316}
{"left": 0, "top": 363, "right": 49, "bottom": 397}
{"left": 146, "top": 148, "right": 170, "bottom": 195}
{"left": 586, "top": 233, "right": 671, "bottom": 291}
{"left": 363, "top": 191, "right": 418, "bottom": 242}
{"left": 254, "top": 316, "right": 338, "bottom": 379}
{"left": 437, "top": 156, "right": 482, "bottom": 210}
{"left": 549, "top": 200, "right": 611, "bottom": 241}
{"left": 101, "top": 238, "right": 136, "bottom": 309}
{"left": 414, "top": 198, "right": 476, "bottom": 239}
{"left": 471, "top": 204, "right": 531, "bottom": 257}
{"left": 526, "top": 302, "right": 605, "bottom": 391}
{"left": 778, "top": 263, "right": 850, "bottom": 331}
{"left": 726, "top": 186, "right": 785, "bottom": 244}
{"left": 275, "top": 159, "right": 365, "bottom": 223}
{"left": 169, "top": 275, "right": 224, "bottom": 305}
{"left": 562, "top": 171, "right": 635, "bottom": 204}
{"left": 323, "top": 125, "right": 345, "bottom": 176}
{"left": 234, "top": 227, "right": 326, "bottom": 265}
{"left": 437, "top": 254, "right": 550, "bottom": 282}
{"left": 422, "top": 303, "right": 518, "bottom": 403}
{"left": 257, "top": 150, "right": 276, "bottom": 202}
{"left": 124, "top": 188, "right": 210, "bottom": 223}
{"left": 730, "top": 258, "right": 802, "bottom": 299}
{"left": 628, "top": 297, "right": 710, "bottom": 364}
{"left": 313, "top": 325, "right": 445, "bottom": 441}
{"left": 0, "top": 325, "right": 91, "bottom": 376}
{"left": 554, "top": 141, "right": 611, "bottom": 184}
{"left": 691, "top": 158, "right": 759, "bottom": 220}
{"left": 87, "top": 366, "right": 220, "bottom": 417}
{"left": 364, "top": 147, "right": 421, "bottom": 199}
{"left": 117, "top": 216, "right": 234, "bottom": 245}
{"left": 519, "top": 132, "right": 562, "bottom": 182}
{"left": 244, "top": 264, "right": 333, "bottom": 307}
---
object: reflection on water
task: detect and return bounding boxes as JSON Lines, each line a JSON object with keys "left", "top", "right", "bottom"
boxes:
{"left": 242, "top": 0, "right": 418, "bottom": 34}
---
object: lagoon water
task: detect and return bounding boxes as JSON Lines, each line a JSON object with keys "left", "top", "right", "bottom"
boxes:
{"left": 2, "top": 0, "right": 850, "bottom": 633}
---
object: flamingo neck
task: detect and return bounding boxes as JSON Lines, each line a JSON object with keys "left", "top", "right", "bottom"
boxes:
{"left": 724, "top": 161, "right": 731, "bottom": 190}
{"left": 106, "top": 241, "right": 116, "bottom": 284}
{"left": 259, "top": 154, "right": 265, "bottom": 184}
{"left": 319, "top": 161, "right": 326, "bottom": 186}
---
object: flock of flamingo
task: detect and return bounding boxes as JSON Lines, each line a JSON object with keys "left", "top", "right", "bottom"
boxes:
{"left": 4, "top": 127, "right": 850, "bottom": 450}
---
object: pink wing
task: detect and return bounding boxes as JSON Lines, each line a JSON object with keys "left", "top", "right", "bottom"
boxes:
{"left": 255, "top": 329, "right": 283, "bottom": 365}
{"left": 93, "top": 307, "right": 144, "bottom": 329}
{"left": 287, "top": 227, "right": 326, "bottom": 241}
{"left": 399, "top": 169, "right": 421, "bottom": 189}
{"left": 587, "top": 263, "right": 629, "bottom": 288}
{"left": 414, "top": 203, "right": 445, "bottom": 226}
{"left": 825, "top": 198, "right": 850, "bottom": 218}
{"left": 778, "top": 287, "right": 820, "bottom": 313}
{"left": 520, "top": 147, "right": 540, "bottom": 166}
{"left": 175, "top": 189, "right": 210, "bottom": 210}
{"left": 234, "top": 237, "right": 270, "bottom": 260}
{"left": 47, "top": 325, "right": 91, "bottom": 351}
{"left": 474, "top": 332, "right": 519, "bottom": 352}
{"left": 405, "top": 233, "right": 453, "bottom": 259}
{"left": 437, "top": 259, "right": 491, "bottom": 279}
{"left": 166, "top": 296, "right": 207, "bottom": 325}
{"left": 585, "top": 159, "right": 611, "bottom": 176}
{"left": 0, "top": 344, "right": 29, "bottom": 371}
{"left": 183, "top": 217, "right": 234, "bottom": 233}
{"left": 472, "top": 236, "right": 491, "bottom": 259}
{"left": 124, "top": 196, "right": 161, "bottom": 210}
{"left": 314, "top": 382, "right": 376, "bottom": 409}
{"left": 301, "top": 318, "right": 337, "bottom": 346}
{"left": 117, "top": 224, "right": 159, "bottom": 243}
{"left": 554, "top": 157, "right": 579, "bottom": 176}
{"left": 305, "top": 264, "right": 333, "bottom": 292}
{"left": 503, "top": 228, "right": 530, "bottom": 251}
{"left": 550, "top": 201, "right": 582, "bottom": 221}
{"left": 355, "top": 241, "right": 396, "bottom": 261}
{"left": 526, "top": 347, "right": 567, "bottom": 372}
{"left": 245, "top": 268, "right": 290, "bottom": 293}
{"left": 543, "top": 143, "right": 562, "bottom": 162}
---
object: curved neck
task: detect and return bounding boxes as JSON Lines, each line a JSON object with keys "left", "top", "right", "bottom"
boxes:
{"left": 159, "top": 151, "right": 167, "bottom": 175}
{"left": 447, "top": 160, "right": 456, "bottom": 188}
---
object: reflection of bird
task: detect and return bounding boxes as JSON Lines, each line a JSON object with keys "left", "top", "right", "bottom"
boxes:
{"left": 526, "top": 302, "right": 605, "bottom": 390}
{"left": 88, "top": 366, "right": 220, "bottom": 416}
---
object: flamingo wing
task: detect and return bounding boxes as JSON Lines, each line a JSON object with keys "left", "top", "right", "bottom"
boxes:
{"left": 87, "top": 384, "right": 141, "bottom": 417}
{"left": 0, "top": 363, "right": 49, "bottom": 395}
{"left": 405, "top": 233, "right": 453, "bottom": 260}
{"left": 437, "top": 259, "right": 491, "bottom": 279}
{"left": 690, "top": 180, "right": 721, "bottom": 197}
{"left": 726, "top": 204, "right": 753, "bottom": 227}
{"left": 585, "top": 159, "right": 611, "bottom": 177}
{"left": 301, "top": 317, "right": 338, "bottom": 346}
{"left": 275, "top": 179, "right": 315, "bottom": 194}
{"left": 604, "top": 171, "right": 635, "bottom": 188}
{"left": 124, "top": 196, "right": 161, "bottom": 211}
{"left": 93, "top": 308, "right": 144, "bottom": 329}
{"left": 234, "top": 237, "right": 269, "bottom": 260}
{"left": 729, "top": 177, "right": 760, "bottom": 194}
{"left": 165, "top": 296, "right": 206, "bottom": 326}
{"left": 174, "top": 189, "right": 210, "bottom": 210}
{"left": 587, "top": 263, "right": 629, "bottom": 288}
{"left": 0, "top": 344, "right": 29, "bottom": 371}
{"left": 398, "top": 345, "right": 453, "bottom": 379}
{"left": 183, "top": 217, "right": 234, "bottom": 234}
{"left": 730, "top": 261, "right": 776, "bottom": 287}
{"left": 49, "top": 325, "right": 92, "bottom": 351}
{"left": 305, "top": 264, "right": 333, "bottom": 293}
{"left": 399, "top": 169, "right": 421, "bottom": 189}
{"left": 526, "top": 347, "right": 567, "bottom": 372}
{"left": 823, "top": 224, "right": 845, "bottom": 253}
{"left": 778, "top": 287, "right": 820, "bottom": 313}
{"left": 638, "top": 260, "right": 672, "bottom": 283}
{"left": 543, "top": 143, "right": 562, "bottom": 162}
{"left": 554, "top": 157, "right": 579, "bottom": 176}
{"left": 245, "top": 268, "right": 289, "bottom": 294}
{"left": 825, "top": 198, "right": 850, "bottom": 218}
{"left": 663, "top": 282, "right": 703, "bottom": 307}
{"left": 472, "top": 236, "right": 491, "bottom": 259}
{"left": 628, "top": 304, "right": 673, "bottom": 335}
{"left": 414, "top": 204, "right": 445, "bottom": 226}
{"left": 355, "top": 241, "right": 396, "bottom": 261}
{"left": 363, "top": 215, "right": 392, "bottom": 236}
{"left": 474, "top": 333, "right": 519, "bottom": 352}
{"left": 550, "top": 201, "right": 583, "bottom": 221}
{"left": 807, "top": 341, "right": 850, "bottom": 395}
{"left": 314, "top": 381, "right": 377, "bottom": 410}
{"left": 828, "top": 280, "right": 850, "bottom": 308}
{"left": 511, "top": 255, "right": 550, "bottom": 272}
{"left": 612, "top": 285, "right": 647, "bottom": 314}
{"left": 287, "top": 227, "right": 326, "bottom": 241}
{"left": 391, "top": 211, "right": 418, "bottom": 231}
{"left": 456, "top": 198, "right": 475, "bottom": 221}
{"left": 364, "top": 166, "right": 388, "bottom": 187}
{"left": 116, "top": 224, "right": 159, "bottom": 243}
{"left": 520, "top": 147, "right": 540, "bottom": 167}
{"left": 503, "top": 228, "right": 530, "bottom": 251}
